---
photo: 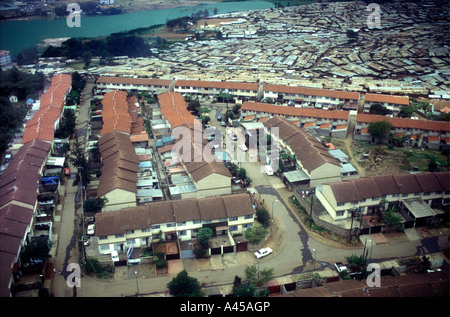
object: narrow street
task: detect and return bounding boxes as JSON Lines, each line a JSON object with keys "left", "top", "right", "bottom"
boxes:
{"left": 51, "top": 80, "right": 93, "bottom": 297}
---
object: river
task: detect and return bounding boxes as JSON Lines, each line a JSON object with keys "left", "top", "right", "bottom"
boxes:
{"left": 0, "top": 1, "right": 274, "bottom": 56}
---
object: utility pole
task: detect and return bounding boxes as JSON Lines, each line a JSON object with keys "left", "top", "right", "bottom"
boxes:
{"left": 309, "top": 189, "right": 315, "bottom": 228}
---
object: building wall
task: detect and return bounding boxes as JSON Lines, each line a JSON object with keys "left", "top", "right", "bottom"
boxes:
{"left": 196, "top": 173, "right": 231, "bottom": 198}
{"left": 309, "top": 163, "right": 342, "bottom": 187}
{"left": 102, "top": 188, "right": 136, "bottom": 212}
{"left": 97, "top": 215, "right": 254, "bottom": 254}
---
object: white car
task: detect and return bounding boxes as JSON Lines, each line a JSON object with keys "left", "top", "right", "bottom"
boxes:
{"left": 239, "top": 144, "right": 248, "bottom": 151}
{"left": 87, "top": 224, "right": 95, "bottom": 235}
{"left": 254, "top": 247, "right": 273, "bottom": 259}
{"left": 111, "top": 250, "right": 119, "bottom": 262}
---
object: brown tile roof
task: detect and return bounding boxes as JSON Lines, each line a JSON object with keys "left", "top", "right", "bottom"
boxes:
{"left": 242, "top": 101, "right": 350, "bottom": 121}
{"left": 327, "top": 171, "right": 449, "bottom": 203}
{"left": 365, "top": 93, "right": 409, "bottom": 105}
{"left": 95, "top": 193, "right": 254, "bottom": 236}
{"left": 0, "top": 139, "right": 51, "bottom": 207}
{"left": 97, "top": 131, "right": 139, "bottom": 198}
{"left": 263, "top": 116, "right": 341, "bottom": 173}
{"left": 264, "top": 84, "right": 360, "bottom": 100}
{"left": 356, "top": 113, "right": 450, "bottom": 132}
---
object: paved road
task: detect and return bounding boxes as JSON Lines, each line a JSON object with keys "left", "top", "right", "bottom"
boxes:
{"left": 51, "top": 81, "right": 93, "bottom": 297}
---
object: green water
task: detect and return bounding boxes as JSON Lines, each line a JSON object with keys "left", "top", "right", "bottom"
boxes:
{"left": 0, "top": 1, "right": 274, "bottom": 56}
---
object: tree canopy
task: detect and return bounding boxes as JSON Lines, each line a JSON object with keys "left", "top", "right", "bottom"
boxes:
{"left": 167, "top": 270, "right": 203, "bottom": 297}
{"left": 368, "top": 119, "right": 392, "bottom": 142}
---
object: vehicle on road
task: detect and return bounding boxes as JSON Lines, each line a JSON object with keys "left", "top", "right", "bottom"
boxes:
{"left": 255, "top": 247, "right": 273, "bottom": 259}
{"left": 239, "top": 144, "right": 248, "bottom": 151}
{"left": 217, "top": 115, "right": 222, "bottom": 121}
{"left": 229, "top": 133, "right": 237, "bottom": 141}
{"left": 334, "top": 262, "right": 348, "bottom": 273}
{"left": 221, "top": 121, "right": 227, "bottom": 126}
{"left": 264, "top": 165, "right": 274, "bottom": 176}
{"left": 87, "top": 224, "right": 95, "bottom": 235}
{"left": 64, "top": 168, "right": 70, "bottom": 176}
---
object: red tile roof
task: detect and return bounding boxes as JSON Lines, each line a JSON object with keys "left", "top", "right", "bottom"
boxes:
{"left": 23, "top": 73, "right": 72, "bottom": 144}
{"left": 365, "top": 93, "right": 409, "bottom": 106}
{"left": 356, "top": 113, "right": 450, "bottom": 132}
{"left": 242, "top": 101, "right": 350, "bottom": 120}
{"left": 158, "top": 92, "right": 200, "bottom": 128}
{"left": 100, "top": 90, "right": 131, "bottom": 136}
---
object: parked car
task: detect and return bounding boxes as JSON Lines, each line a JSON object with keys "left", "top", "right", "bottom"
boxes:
{"left": 64, "top": 168, "right": 70, "bottom": 176}
{"left": 264, "top": 165, "right": 274, "bottom": 176}
{"left": 334, "top": 262, "right": 348, "bottom": 273}
{"left": 111, "top": 250, "right": 119, "bottom": 262}
{"left": 217, "top": 115, "right": 222, "bottom": 121}
{"left": 87, "top": 224, "right": 95, "bottom": 235}
{"left": 254, "top": 247, "right": 273, "bottom": 259}
{"left": 221, "top": 121, "right": 227, "bottom": 127}
{"left": 229, "top": 133, "right": 237, "bottom": 141}
{"left": 239, "top": 144, "right": 248, "bottom": 151}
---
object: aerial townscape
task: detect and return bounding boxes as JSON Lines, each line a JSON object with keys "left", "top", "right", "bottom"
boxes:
{"left": 0, "top": 0, "right": 449, "bottom": 302}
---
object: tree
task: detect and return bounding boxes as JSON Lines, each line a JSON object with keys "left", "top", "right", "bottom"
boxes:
{"left": 244, "top": 265, "right": 274, "bottom": 287}
{"left": 428, "top": 157, "right": 439, "bottom": 172}
{"left": 244, "top": 225, "right": 268, "bottom": 244}
{"left": 368, "top": 120, "right": 392, "bottom": 142}
{"left": 345, "top": 254, "right": 366, "bottom": 271}
{"left": 398, "top": 105, "right": 415, "bottom": 118}
{"left": 383, "top": 207, "right": 403, "bottom": 232}
{"left": 255, "top": 207, "right": 271, "bottom": 228}
{"left": 197, "top": 227, "right": 212, "bottom": 248}
{"left": 70, "top": 139, "right": 90, "bottom": 186}
{"left": 167, "top": 270, "right": 203, "bottom": 297}
{"left": 233, "top": 282, "right": 256, "bottom": 297}
{"left": 369, "top": 103, "right": 389, "bottom": 115}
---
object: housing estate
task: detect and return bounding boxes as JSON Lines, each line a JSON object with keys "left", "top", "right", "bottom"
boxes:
{"left": 155, "top": 91, "right": 232, "bottom": 199}
{"left": 263, "top": 84, "right": 360, "bottom": 111}
{"left": 363, "top": 93, "right": 410, "bottom": 116}
{"left": 354, "top": 113, "right": 450, "bottom": 149}
{"left": 240, "top": 101, "right": 350, "bottom": 139}
{"left": 94, "top": 193, "right": 255, "bottom": 255}
{"left": 316, "top": 171, "right": 449, "bottom": 227}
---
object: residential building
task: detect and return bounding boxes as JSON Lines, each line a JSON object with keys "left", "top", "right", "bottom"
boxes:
{"left": 173, "top": 80, "right": 261, "bottom": 101}
{"left": 263, "top": 84, "right": 360, "bottom": 110}
{"left": 316, "top": 171, "right": 449, "bottom": 222}
{"left": 96, "top": 76, "right": 172, "bottom": 95}
{"left": 22, "top": 73, "right": 72, "bottom": 145}
{"left": 157, "top": 92, "right": 232, "bottom": 198}
{"left": 241, "top": 101, "right": 350, "bottom": 139}
{"left": 263, "top": 116, "right": 342, "bottom": 187}
{"left": 0, "top": 139, "right": 52, "bottom": 297}
{"left": 97, "top": 131, "right": 139, "bottom": 212}
{"left": 354, "top": 113, "right": 450, "bottom": 149}
{"left": 363, "top": 93, "right": 410, "bottom": 116}
{"left": 94, "top": 193, "right": 255, "bottom": 255}
{"left": 0, "top": 50, "right": 11, "bottom": 68}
